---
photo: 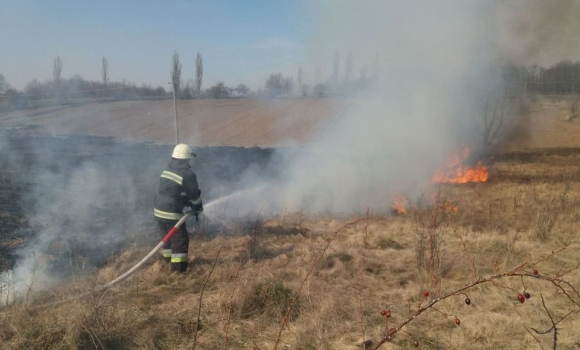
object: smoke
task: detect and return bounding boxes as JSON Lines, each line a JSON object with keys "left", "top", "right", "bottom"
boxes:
{"left": 268, "top": 1, "right": 494, "bottom": 213}
{"left": 494, "top": 0, "right": 580, "bottom": 65}
{"left": 271, "top": 0, "right": 580, "bottom": 214}
{"left": 0, "top": 134, "right": 159, "bottom": 304}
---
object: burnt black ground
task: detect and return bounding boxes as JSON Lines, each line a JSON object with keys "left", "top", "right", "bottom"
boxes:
{"left": 0, "top": 130, "right": 278, "bottom": 274}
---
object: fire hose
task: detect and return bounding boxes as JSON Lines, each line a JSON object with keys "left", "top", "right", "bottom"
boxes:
{"left": 29, "top": 211, "right": 196, "bottom": 310}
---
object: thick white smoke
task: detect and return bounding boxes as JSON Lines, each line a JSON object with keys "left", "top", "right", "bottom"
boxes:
{"left": 276, "top": 0, "right": 498, "bottom": 213}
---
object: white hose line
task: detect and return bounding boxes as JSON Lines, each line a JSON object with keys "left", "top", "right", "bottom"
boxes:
{"left": 27, "top": 211, "right": 195, "bottom": 310}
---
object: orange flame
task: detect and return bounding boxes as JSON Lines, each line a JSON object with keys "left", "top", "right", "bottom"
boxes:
{"left": 432, "top": 146, "right": 489, "bottom": 184}
{"left": 392, "top": 196, "right": 408, "bottom": 215}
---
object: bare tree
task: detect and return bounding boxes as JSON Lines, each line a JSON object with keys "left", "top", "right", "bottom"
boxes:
{"left": 568, "top": 97, "right": 580, "bottom": 121}
{"left": 53, "top": 56, "right": 62, "bottom": 86}
{"left": 171, "top": 51, "right": 182, "bottom": 95}
{"left": 297, "top": 66, "right": 303, "bottom": 88}
{"left": 478, "top": 94, "right": 509, "bottom": 152}
{"left": 101, "top": 57, "right": 109, "bottom": 89}
{"left": 195, "top": 53, "right": 203, "bottom": 97}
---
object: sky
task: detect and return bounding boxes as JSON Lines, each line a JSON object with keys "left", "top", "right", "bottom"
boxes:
{"left": 0, "top": 0, "right": 309, "bottom": 90}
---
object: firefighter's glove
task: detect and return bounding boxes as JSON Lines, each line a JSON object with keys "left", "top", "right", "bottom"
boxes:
{"left": 190, "top": 200, "right": 203, "bottom": 214}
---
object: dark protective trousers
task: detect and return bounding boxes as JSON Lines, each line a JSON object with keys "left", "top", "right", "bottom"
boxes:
{"left": 158, "top": 221, "right": 189, "bottom": 273}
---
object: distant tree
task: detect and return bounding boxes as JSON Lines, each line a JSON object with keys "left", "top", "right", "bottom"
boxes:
{"left": 0, "top": 74, "right": 6, "bottom": 95}
{"left": 25, "top": 79, "right": 43, "bottom": 100}
{"left": 234, "top": 83, "right": 250, "bottom": 97}
{"left": 195, "top": 53, "right": 203, "bottom": 97}
{"left": 155, "top": 86, "right": 167, "bottom": 96}
{"left": 171, "top": 51, "right": 182, "bottom": 97}
{"left": 4, "top": 88, "right": 26, "bottom": 108}
{"left": 301, "top": 84, "right": 309, "bottom": 97}
{"left": 345, "top": 52, "right": 353, "bottom": 83}
{"left": 101, "top": 57, "right": 109, "bottom": 89}
{"left": 332, "top": 51, "right": 340, "bottom": 85}
{"left": 264, "top": 73, "right": 293, "bottom": 97}
{"left": 53, "top": 56, "right": 62, "bottom": 86}
{"left": 313, "top": 83, "right": 327, "bottom": 98}
{"left": 208, "top": 82, "right": 231, "bottom": 99}
{"left": 181, "top": 80, "right": 195, "bottom": 99}
{"left": 297, "top": 66, "right": 303, "bottom": 89}
{"left": 315, "top": 66, "right": 321, "bottom": 85}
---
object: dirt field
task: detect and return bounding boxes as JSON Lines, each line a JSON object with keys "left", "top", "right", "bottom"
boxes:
{"left": 1, "top": 98, "right": 580, "bottom": 349}
{"left": 0, "top": 99, "right": 342, "bottom": 147}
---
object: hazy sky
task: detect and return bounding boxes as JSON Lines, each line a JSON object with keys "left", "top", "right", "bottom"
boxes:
{"left": 0, "top": 0, "right": 309, "bottom": 90}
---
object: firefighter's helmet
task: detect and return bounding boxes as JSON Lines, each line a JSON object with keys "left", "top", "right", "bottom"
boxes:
{"left": 172, "top": 144, "right": 196, "bottom": 159}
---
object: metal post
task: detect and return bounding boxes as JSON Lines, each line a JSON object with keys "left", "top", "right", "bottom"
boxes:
{"left": 173, "top": 84, "right": 179, "bottom": 144}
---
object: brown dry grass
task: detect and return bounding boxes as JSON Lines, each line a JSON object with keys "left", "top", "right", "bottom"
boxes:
{"left": 2, "top": 149, "right": 580, "bottom": 350}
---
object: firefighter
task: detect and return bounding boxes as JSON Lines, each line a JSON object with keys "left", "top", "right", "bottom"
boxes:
{"left": 153, "top": 144, "right": 203, "bottom": 273}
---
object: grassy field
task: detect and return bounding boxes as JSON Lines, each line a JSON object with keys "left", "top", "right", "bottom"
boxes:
{"left": 1, "top": 98, "right": 580, "bottom": 349}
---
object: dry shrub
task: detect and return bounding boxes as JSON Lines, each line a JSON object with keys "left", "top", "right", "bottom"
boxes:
{"left": 534, "top": 206, "right": 558, "bottom": 241}
{"left": 240, "top": 279, "right": 298, "bottom": 320}
{"left": 320, "top": 252, "right": 354, "bottom": 269}
{"left": 376, "top": 238, "right": 404, "bottom": 250}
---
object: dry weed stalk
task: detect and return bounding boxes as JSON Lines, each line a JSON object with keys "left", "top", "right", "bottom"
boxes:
{"left": 358, "top": 209, "right": 370, "bottom": 349}
{"left": 273, "top": 217, "right": 367, "bottom": 350}
{"left": 192, "top": 249, "right": 220, "bottom": 350}
{"left": 25, "top": 252, "right": 38, "bottom": 305}
{"left": 371, "top": 246, "right": 580, "bottom": 350}
{"left": 223, "top": 237, "right": 251, "bottom": 350}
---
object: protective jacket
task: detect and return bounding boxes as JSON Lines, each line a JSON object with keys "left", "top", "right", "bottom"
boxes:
{"left": 153, "top": 158, "right": 202, "bottom": 222}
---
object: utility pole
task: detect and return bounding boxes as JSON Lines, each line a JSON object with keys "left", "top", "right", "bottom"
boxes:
{"left": 170, "top": 50, "right": 182, "bottom": 144}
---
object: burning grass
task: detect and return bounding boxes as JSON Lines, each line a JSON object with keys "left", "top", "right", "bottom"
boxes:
{"left": 2, "top": 149, "right": 580, "bottom": 349}
{"left": 432, "top": 146, "right": 489, "bottom": 184}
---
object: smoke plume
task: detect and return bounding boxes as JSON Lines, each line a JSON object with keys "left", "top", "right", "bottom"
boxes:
{"left": 272, "top": 0, "right": 580, "bottom": 214}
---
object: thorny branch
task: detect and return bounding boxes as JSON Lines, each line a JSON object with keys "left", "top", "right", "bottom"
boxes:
{"left": 371, "top": 246, "right": 580, "bottom": 350}
{"left": 528, "top": 294, "right": 578, "bottom": 350}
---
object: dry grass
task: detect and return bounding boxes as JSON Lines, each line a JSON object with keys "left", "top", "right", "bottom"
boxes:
{"left": 2, "top": 152, "right": 580, "bottom": 350}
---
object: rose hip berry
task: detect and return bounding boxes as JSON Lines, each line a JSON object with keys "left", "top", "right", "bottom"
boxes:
{"left": 381, "top": 310, "right": 391, "bottom": 318}
{"left": 423, "top": 291, "right": 429, "bottom": 298}
{"left": 455, "top": 317, "right": 461, "bottom": 325}
{"left": 414, "top": 340, "right": 419, "bottom": 347}
{"left": 533, "top": 269, "right": 538, "bottom": 275}
{"left": 517, "top": 293, "right": 525, "bottom": 303}
{"left": 465, "top": 297, "right": 471, "bottom": 305}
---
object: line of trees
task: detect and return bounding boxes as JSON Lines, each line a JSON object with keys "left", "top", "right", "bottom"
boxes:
{"left": 0, "top": 52, "right": 258, "bottom": 110}
{"left": 4, "top": 58, "right": 580, "bottom": 110}
{"left": 503, "top": 61, "right": 580, "bottom": 96}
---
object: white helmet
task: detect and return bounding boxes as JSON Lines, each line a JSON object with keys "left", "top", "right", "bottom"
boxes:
{"left": 172, "top": 144, "right": 196, "bottom": 159}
